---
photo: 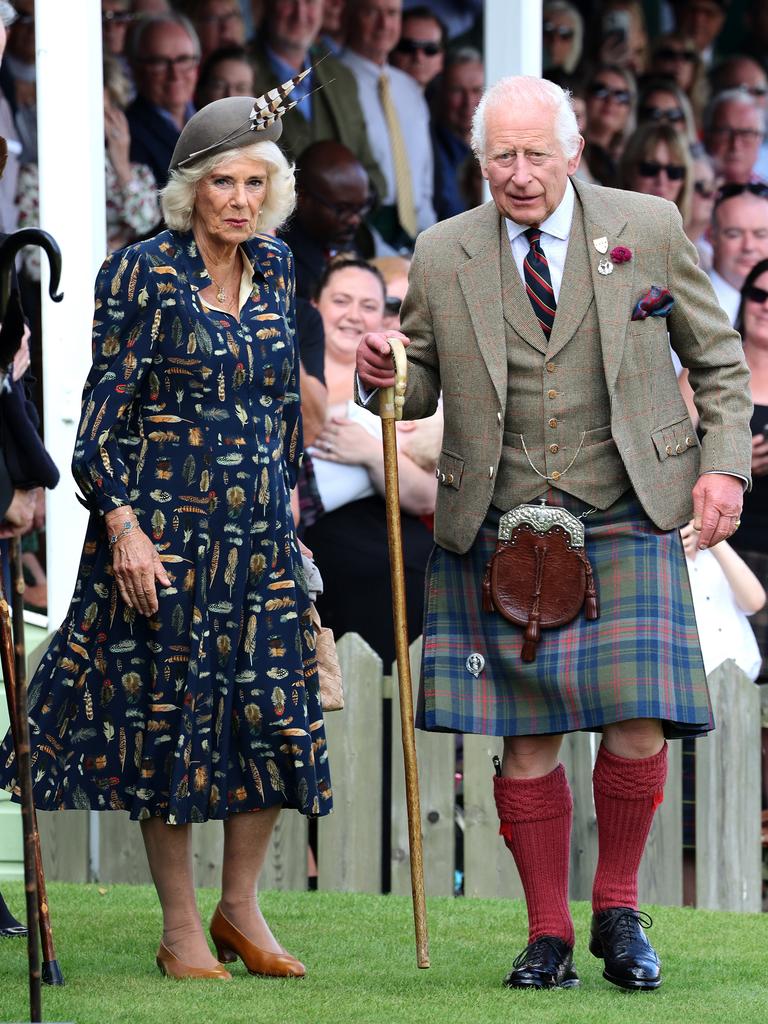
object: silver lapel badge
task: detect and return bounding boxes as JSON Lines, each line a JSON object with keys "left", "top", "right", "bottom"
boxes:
{"left": 597, "top": 258, "right": 614, "bottom": 276}
{"left": 466, "top": 652, "right": 485, "bottom": 677}
{"left": 593, "top": 236, "right": 609, "bottom": 254}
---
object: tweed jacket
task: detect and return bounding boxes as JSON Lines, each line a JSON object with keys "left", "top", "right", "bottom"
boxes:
{"left": 250, "top": 43, "right": 386, "bottom": 203}
{"left": 386, "top": 177, "right": 753, "bottom": 554}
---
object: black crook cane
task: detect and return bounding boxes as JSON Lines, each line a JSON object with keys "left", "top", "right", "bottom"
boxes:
{"left": 0, "top": 229, "right": 64, "bottom": 1021}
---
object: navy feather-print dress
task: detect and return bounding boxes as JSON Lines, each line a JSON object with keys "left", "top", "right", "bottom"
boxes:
{"left": 0, "top": 230, "right": 332, "bottom": 823}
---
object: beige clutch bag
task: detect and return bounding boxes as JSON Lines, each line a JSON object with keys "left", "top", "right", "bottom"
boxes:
{"left": 309, "top": 603, "right": 344, "bottom": 712}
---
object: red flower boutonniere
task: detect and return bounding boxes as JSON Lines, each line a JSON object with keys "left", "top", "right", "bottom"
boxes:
{"left": 610, "top": 245, "right": 632, "bottom": 264}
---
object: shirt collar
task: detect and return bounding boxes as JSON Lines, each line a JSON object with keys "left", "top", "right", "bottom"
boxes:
{"left": 341, "top": 48, "right": 386, "bottom": 78}
{"left": 504, "top": 178, "right": 575, "bottom": 245}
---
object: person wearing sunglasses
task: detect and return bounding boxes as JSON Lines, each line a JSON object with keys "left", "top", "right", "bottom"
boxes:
{"left": 687, "top": 152, "right": 720, "bottom": 270}
{"left": 389, "top": 5, "right": 445, "bottom": 91}
{"left": 707, "top": 184, "right": 768, "bottom": 323}
{"left": 619, "top": 123, "right": 693, "bottom": 230}
{"left": 637, "top": 79, "right": 698, "bottom": 147}
{"left": 583, "top": 64, "right": 636, "bottom": 187}
{"left": 703, "top": 89, "right": 767, "bottom": 187}
{"left": 542, "top": 0, "right": 583, "bottom": 76}
{"left": 126, "top": 13, "right": 201, "bottom": 188}
{"left": 709, "top": 55, "right": 768, "bottom": 182}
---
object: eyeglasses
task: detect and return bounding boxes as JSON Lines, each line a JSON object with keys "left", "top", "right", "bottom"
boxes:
{"left": 102, "top": 11, "right": 136, "bottom": 24}
{"left": 589, "top": 83, "right": 631, "bottom": 105}
{"left": 198, "top": 12, "right": 243, "bottom": 26}
{"left": 744, "top": 283, "right": 768, "bottom": 304}
{"left": 715, "top": 182, "right": 768, "bottom": 206}
{"left": 735, "top": 83, "right": 768, "bottom": 99}
{"left": 138, "top": 55, "right": 199, "bottom": 74}
{"left": 303, "top": 187, "right": 375, "bottom": 220}
{"left": 640, "top": 105, "right": 686, "bottom": 123}
{"left": 694, "top": 180, "right": 716, "bottom": 198}
{"left": 384, "top": 296, "right": 402, "bottom": 316}
{"left": 394, "top": 38, "right": 442, "bottom": 57}
{"left": 655, "top": 48, "right": 697, "bottom": 63}
{"left": 637, "top": 160, "right": 686, "bottom": 180}
{"left": 543, "top": 22, "right": 575, "bottom": 40}
{"left": 707, "top": 127, "right": 763, "bottom": 145}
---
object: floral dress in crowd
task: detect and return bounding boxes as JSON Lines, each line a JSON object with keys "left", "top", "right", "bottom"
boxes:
{"left": 0, "top": 230, "right": 332, "bottom": 823}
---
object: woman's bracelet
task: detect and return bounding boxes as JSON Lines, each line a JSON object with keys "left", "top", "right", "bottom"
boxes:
{"left": 107, "top": 514, "right": 138, "bottom": 547}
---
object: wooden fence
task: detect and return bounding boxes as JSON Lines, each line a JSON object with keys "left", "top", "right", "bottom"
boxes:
{"left": 35, "top": 635, "right": 762, "bottom": 911}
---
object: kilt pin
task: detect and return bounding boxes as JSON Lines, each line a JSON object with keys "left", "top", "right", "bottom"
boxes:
{"left": 363, "top": 174, "right": 753, "bottom": 990}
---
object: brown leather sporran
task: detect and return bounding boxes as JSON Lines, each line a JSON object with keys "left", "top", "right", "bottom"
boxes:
{"left": 482, "top": 504, "right": 599, "bottom": 662}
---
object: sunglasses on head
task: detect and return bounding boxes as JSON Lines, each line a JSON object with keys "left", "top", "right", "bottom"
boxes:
{"left": 384, "top": 296, "right": 402, "bottom": 316}
{"left": 715, "top": 182, "right": 768, "bottom": 207}
{"left": 543, "top": 22, "right": 575, "bottom": 40}
{"left": 655, "top": 47, "right": 696, "bottom": 63}
{"left": 394, "top": 38, "right": 442, "bottom": 57}
{"left": 694, "top": 180, "right": 716, "bottom": 198}
{"left": 637, "top": 160, "right": 685, "bottom": 180}
{"left": 640, "top": 106, "right": 685, "bottom": 123}
{"left": 589, "top": 83, "right": 631, "bottom": 104}
{"left": 744, "top": 283, "right": 768, "bottom": 304}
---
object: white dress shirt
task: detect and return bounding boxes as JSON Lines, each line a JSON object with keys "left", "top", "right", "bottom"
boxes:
{"left": 340, "top": 48, "right": 436, "bottom": 232}
{"left": 708, "top": 268, "right": 740, "bottom": 325}
{"left": 504, "top": 179, "right": 575, "bottom": 301}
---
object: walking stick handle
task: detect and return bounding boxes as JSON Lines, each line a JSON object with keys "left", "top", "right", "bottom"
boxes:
{"left": 379, "top": 336, "right": 407, "bottom": 421}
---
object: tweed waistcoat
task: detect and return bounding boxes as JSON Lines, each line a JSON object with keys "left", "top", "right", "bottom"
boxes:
{"left": 492, "top": 200, "right": 631, "bottom": 509}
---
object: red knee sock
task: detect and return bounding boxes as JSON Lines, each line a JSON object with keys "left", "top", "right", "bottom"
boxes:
{"left": 591, "top": 742, "right": 668, "bottom": 913}
{"left": 493, "top": 764, "right": 574, "bottom": 946}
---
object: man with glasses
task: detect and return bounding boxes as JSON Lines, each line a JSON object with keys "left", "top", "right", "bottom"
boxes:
{"left": 704, "top": 89, "right": 766, "bottom": 187}
{"left": 126, "top": 14, "right": 200, "bottom": 188}
{"left": 710, "top": 56, "right": 768, "bottom": 180}
{"left": 431, "top": 47, "right": 484, "bottom": 220}
{"left": 279, "top": 140, "right": 374, "bottom": 299}
{"left": 181, "top": 0, "right": 246, "bottom": 62}
{"left": 708, "top": 183, "right": 768, "bottom": 322}
{"left": 389, "top": 5, "right": 445, "bottom": 91}
{"left": 250, "top": 0, "right": 386, "bottom": 210}
{"left": 670, "top": 0, "right": 729, "bottom": 68}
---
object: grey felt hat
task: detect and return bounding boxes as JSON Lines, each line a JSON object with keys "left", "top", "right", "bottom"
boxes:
{"left": 169, "top": 68, "right": 312, "bottom": 173}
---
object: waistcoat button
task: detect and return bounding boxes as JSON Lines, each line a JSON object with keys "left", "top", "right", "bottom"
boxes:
{"left": 549, "top": 444, "right": 559, "bottom": 453}
{"left": 551, "top": 470, "right": 561, "bottom": 481}
{"left": 547, "top": 389, "right": 557, "bottom": 399}
{"left": 549, "top": 418, "right": 558, "bottom": 428}
{"left": 546, "top": 362, "right": 556, "bottom": 373}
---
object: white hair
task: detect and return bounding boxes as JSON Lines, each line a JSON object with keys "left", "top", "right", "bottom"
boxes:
{"left": 160, "top": 140, "right": 296, "bottom": 233}
{"left": 704, "top": 87, "right": 766, "bottom": 133}
{"left": 471, "top": 75, "right": 581, "bottom": 166}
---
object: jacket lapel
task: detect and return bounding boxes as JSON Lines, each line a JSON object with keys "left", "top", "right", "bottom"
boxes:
{"left": 571, "top": 178, "right": 636, "bottom": 394}
{"left": 457, "top": 202, "right": 508, "bottom": 409}
{"left": 545, "top": 197, "right": 592, "bottom": 360}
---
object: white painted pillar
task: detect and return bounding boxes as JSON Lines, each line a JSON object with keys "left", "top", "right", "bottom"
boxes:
{"left": 35, "top": 0, "right": 106, "bottom": 629}
{"left": 484, "top": 0, "right": 543, "bottom": 84}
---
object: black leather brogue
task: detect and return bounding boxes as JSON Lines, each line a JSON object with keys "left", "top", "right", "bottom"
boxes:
{"left": 589, "top": 908, "right": 661, "bottom": 991}
{"left": 503, "top": 936, "right": 580, "bottom": 990}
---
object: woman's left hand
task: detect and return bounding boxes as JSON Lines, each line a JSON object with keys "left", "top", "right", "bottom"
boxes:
{"left": 12, "top": 324, "right": 31, "bottom": 381}
{"left": 313, "top": 417, "right": 378, "bottom": 467}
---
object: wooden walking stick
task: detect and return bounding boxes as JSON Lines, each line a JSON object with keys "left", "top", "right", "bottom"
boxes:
{"left": 379, "top": 337, "right": 430, "bottom": 969}
{"left": 0, "top": 229, "right": 65, "bottom": 1008}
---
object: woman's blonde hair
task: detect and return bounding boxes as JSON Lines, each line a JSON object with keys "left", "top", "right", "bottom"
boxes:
{"left": 619, "top": 122, "right": 693, "bottom": 227}
{"left": 160, "top": 141, "right": 296, "bottom": 233}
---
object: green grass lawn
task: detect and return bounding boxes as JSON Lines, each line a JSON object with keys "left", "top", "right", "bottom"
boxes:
{"left": 0, "top": 882, "right": 765, "bottom": 1024}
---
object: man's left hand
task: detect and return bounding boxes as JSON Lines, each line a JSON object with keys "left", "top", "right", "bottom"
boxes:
{"left": 691, "top": 473, "right": 743, "bottom": 549}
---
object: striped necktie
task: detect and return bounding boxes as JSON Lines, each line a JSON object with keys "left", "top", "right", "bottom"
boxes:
{"left": 377, "top": 72, "right": 418, "bottom": 239}
{"left": 523, "top": 228, "right": 557, "bottom": 338}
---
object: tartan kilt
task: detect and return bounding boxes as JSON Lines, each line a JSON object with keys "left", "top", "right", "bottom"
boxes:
{"left": 416, "top": 489, "right": 712, "bottom": 739}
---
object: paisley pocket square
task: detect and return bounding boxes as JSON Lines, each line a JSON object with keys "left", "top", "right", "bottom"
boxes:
{"left": 631, "top": 285, "right": 674, "bottom": 321}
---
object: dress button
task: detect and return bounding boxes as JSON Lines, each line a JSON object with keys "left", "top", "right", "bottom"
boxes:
{"left": 551, "top": 470, "right": 561, "bottom": 481}
{"left": 549, "top": 443, "right": 559, "bottom": 454}
{"left": 665, "top": 444, "right": 673, "bottom": 456}
{"left": 546, "top": 362, "right": 556, "bottom": 373}
{"left": 676, "top": 443, "right": 685, "bottom": 454}
{"left": 547, "top": 389, "right": 557, "bottom": 399}
{"left": 549, "top": 418, "right": 558, "bottom": 428}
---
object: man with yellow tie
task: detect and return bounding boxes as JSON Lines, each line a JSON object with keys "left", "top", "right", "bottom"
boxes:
{"left": 341, "top": 0, "right": 436, "bottom": 248}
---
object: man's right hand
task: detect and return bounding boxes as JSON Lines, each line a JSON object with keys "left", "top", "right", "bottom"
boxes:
{"left": 356, "top": 330, "right": 410, "bottom": 390}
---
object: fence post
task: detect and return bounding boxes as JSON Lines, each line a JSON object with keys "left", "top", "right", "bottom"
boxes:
{"left": 638, "top": 739, "right": 682, "bottom": 905}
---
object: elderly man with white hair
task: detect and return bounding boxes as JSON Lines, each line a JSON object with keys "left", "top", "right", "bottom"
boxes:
{"left": 704, "top": 88, "right": 767, "bottom": 185}
{"left": 357, "top": 74, "right": 752, "bottom": 992}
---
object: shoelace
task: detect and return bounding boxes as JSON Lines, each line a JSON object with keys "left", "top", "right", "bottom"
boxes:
{"left": 603, "top": 909, "right": 654, "bottom": 945}
{"left": 512, "top": 936, "right": 565, "bottom": 970}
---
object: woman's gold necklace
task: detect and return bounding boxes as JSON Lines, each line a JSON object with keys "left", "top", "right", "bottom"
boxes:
{"left": 207, "top": 261, "right": 240, "bottom": 305}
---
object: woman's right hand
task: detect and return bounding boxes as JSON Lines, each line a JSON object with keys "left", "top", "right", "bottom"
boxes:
{"left": 107, "top": 510, "right": 171, "bottom": 616}
{"left": 752, "top": 432, "right": 768, "bottom": 477}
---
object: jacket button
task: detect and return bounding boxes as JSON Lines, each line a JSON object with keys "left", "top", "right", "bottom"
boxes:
{"left": 497, "top": 411, "right": 502, "bottom": 424}
{"left": 549, "top": 418, "right": 558, "bottom": 428}
{"left": 489, "top": 466, "right": 494, "bottom": 478}
{"left": 547, "top": 389, "right": 557, "bottom": 399}
{"left": 685, "top": 436, "right": 694, "bottom": 446}
{"left": 551, "top": 470, "right": 561, "bottom": 481}
{"left": 440, "top": 471, "right": 446, "bottom": 482}
{"left": 435, "top": 468, "right": 440, "bottom": 478}
{"left": 446, "top": 473, "right": 454, "bottom": 485}
{"left": 549, "top": 443, "right": 559, "bottom": 454}
{"left": 546, "top": 362, "right": 556, "bottom": 373}
{"left": 676, "top": 443, "right": 685, "bottom": 454}
{"left": 665, "top": 444, "right": 673, "bottom": 455}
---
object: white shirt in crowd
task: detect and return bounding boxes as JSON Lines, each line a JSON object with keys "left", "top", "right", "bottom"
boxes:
{"left": 707, "top": 268, "right": 740, "bottom": 325}
{"left": 340, "top": 48, "right": 436, "bottom": 232}
{"left": 685, "top": 549, "right": 762, "bottom": 681}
